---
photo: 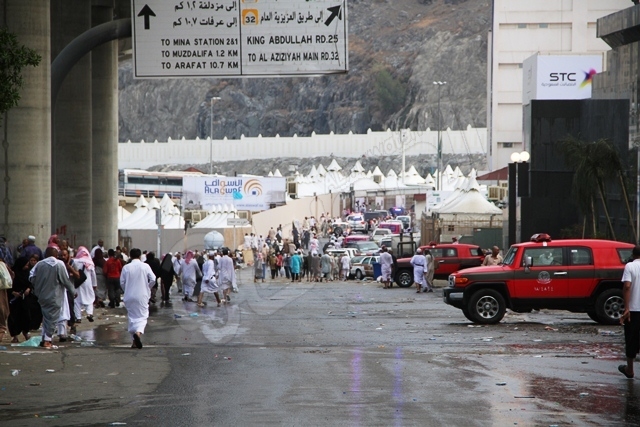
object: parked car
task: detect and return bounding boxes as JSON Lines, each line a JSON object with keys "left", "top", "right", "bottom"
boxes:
{"left": 394, "top": 243, "right": 485, "bottom": 287}
{"left": 378, "top": 221, "right": 404, "bottom": 235}
{"left": 347, "top": 214, "right": 367, "bottom": 233}
{"left": 444, "top": 234, "right": 634, "bottom": 325}
{"left": 364, "top": 210, "right": 389, "bottom": 231}
{"left": 330, "top": 220, "right": 350, "bottom": 237}
{"left": 350, "top": 255, "right": 380, "bottom": 280}
{"left": 325, "top": 248, "right": 359, "bottom": 259}
{"left": 371, "top": 227, "right": 393, "bottom": 243}
{"left": 395, "top": 215, "right": 411, "bottom": 231}
{"left": 344, "top": 240, "right": 381, "bottom": 255}
{"left": 343, "top": 234, "right": 370, "bottom": 244}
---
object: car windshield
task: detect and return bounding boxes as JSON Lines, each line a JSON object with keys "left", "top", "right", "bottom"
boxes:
{"left": 502, "top": 246, "right": 518, "bottom": 266}
{"left": 356, "top": 242, "right": 379, "bottom": 251}
{"left": 351, "top": 256, "right": 365, "bottom": 264}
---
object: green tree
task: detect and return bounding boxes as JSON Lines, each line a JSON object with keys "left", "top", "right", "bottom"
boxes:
{"left": 0, "top": 27, "right": 41, "bottom": 116}
{"left": 374, "top": 68, "right": 406, "bottom": 115}
{"left": 558, "top": 136, "right": 635, "bottom": 241}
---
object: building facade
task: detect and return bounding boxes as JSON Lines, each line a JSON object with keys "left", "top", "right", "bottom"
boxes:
{"left": 488, "top": 0, "right": 629, "bottom": 170}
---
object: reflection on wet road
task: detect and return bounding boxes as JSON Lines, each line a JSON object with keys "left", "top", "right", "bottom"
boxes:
{"left": 40, "top": 269, "right": 640, "bottom": 426}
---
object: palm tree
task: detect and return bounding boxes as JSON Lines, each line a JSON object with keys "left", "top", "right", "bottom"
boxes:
{"left": 557, "top": 137, "right": 635, "bottom": 241}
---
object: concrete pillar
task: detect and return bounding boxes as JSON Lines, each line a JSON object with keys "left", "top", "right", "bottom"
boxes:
{"left": 51, "top": 0, "right": 93, "bottom": 248}
{"left": 0, "top": 1, "right": 51, "bottom": 253}
{"left": 91, "top": 0, "right": 118, "bottom": 248}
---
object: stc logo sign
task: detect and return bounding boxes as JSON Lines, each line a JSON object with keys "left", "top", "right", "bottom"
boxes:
{"left": 523, "top": 55, "right": 601, "bottom": 103}
{"left": 549, "top": 72, "right": 576, "bottom": 82}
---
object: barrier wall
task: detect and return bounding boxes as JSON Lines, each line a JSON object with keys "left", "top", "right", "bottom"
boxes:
{"left": 118, "top": 126, "right": 488, "bottom": 169}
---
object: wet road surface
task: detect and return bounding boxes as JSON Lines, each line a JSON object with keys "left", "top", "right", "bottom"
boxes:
{"left": 3, "top": 269, "right": 640, "bottom": 426}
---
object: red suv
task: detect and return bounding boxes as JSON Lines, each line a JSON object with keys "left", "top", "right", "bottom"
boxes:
{"left": 394, "top": 243, "right": 485, "bottom": 287}
{"left": 443, "top": 235, "right": 634, "bottom": 325}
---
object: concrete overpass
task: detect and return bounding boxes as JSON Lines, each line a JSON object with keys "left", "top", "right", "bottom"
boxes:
{"left": 0, "top": 0, "right": 132, "bottom": 249}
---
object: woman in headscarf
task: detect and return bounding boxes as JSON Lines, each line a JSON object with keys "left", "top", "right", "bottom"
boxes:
{"left": 180, "top": 250, "right": 202, "bottom": 302}
{"left": 145, "top": 252, "right": 162, "bottom": 304}
{"left": 93, "top": 248, "right": 107, "bottom": 308}
{"left": 254, "top": 251, "right": 264, "bottom": 283}
{"left": 160, "top": 253, "right": 176, "bottom": 306}
{"left": 8, "top": 253, "right": 41, "bottom": 342}
{"left": 73, "top": 246, "right": 97, "bottom": 322}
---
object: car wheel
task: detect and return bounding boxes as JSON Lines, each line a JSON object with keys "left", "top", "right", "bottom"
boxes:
{"left": 334, "top": 226, "right": 343, "bottom": 237}
{"left": 395, "top": 270, "right": 413, "bottom": 288}
{"left": 587, "top": 310, "right": 600, "bottom": 323}
{"left": 468, "top": 289, "right": 506, "bottom": 324}
{"left": 595, "top": 289, "right": 625, "bottom": 325}
{"left": 355, "top": 270, "right": 363, "bottom": 280}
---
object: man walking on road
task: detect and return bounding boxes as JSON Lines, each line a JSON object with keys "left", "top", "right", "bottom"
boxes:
{"left": 620, "top": 245, "right": 640, "bottom": 378}
{"left": 120, "top": 248, "right": 156, "bottom": 349}
{"left": 379, "top": 246, "right": 393, "bottom": 289}
{"left": 29, "top": 246, "right": 75, "bottom": 348}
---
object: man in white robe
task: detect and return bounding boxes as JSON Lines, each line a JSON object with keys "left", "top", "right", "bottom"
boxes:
{"left": 218, "top": 249, "right": 236, "bottom": 303}
{"left": 197, "top": 251, "right": 221, "bottom": 307}
{"left": 410, "top": 248, "right": 427, "bottom": 293}
{"left": 30, "top": 247, "right": 75, "bottom": 348}
{"left": 120, "top": 248, "right": 156, "bottom": 349}
{"left": 379, "top": 246, "right": 394, "bottom": 289}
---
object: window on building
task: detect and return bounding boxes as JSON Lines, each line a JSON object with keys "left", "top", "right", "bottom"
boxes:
{"left": 539, "top": 23, "right": 548, "bottom": 28}
{"left": 517, "top": 23, "right": 527, "bottom": 29}
{"left": 447, "top": 225, "right": 455, "bottom": 232}
{"left": 502, "top": 142, "right": 514, "bottom": 148}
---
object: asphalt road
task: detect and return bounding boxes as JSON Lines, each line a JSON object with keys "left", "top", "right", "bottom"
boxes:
{"left": 2, "top": 269, "right": 640, "bottom": 426}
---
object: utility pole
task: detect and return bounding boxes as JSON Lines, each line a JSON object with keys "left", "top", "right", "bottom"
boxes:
{"left": 209, "top": 96, "right": 221, "bottom": 174}
{"left": 433, "top": 81, "right": 447, "bottom": 190}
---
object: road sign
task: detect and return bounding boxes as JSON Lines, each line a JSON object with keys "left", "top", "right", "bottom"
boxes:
{"left": 227, "top": 218, "right": 249, "bottom": 226}
{"left": 131, "top": 0, "right": 348, "bottom": 78}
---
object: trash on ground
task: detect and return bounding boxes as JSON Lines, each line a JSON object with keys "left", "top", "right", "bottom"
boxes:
{"left": 189, "top": 313, "right": 199, "bottom": 317}
{"left": 0, "top": 346, "right": 7, "bottom": 350}
{"left": 496, "top": 382, "right": 507, "bottom": 386}
{"left": 181, "top": 353, "right": 191, "bottom": 356}
{"left": 579, "top": 392, "right": 589, "bottom": 397}
{"left": 173, "top": 314, "right": 182, "bottom": 319}
{"left": 544, "top": 326, "right": 558, "bottom": 331}
{"left": 46, "top": 369, "right": 55, "bottom": 373}
{"left": 12, "top": 336, "right": 42, "bottom": 347}
{"left": 80, "top": 341, "right": 95, "bottom": 347}
{"left": 11, "top": 370, "right": 19, "bottom": 376}
{"left": 598, "top": 330, "right": 622, "bottom": 336}
{"left": 29, "top": 383, "right": 41, "bottom": 386}
{"left": 514, "top": 396, "right": 536, "bottom": 399}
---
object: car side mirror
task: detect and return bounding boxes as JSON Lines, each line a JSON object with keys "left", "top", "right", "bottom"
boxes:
{"left": 524, "top": 256, "right": 532, "bottom": 272}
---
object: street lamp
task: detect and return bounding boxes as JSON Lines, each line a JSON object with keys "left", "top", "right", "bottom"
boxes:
{"left": 433, "top": 81, "right": 447, "bottom": 190}
{"left": 209, "top": 96, "right": 221, "bottom": 174}
{"left": 508, "top": 151, "right": 530, "bottom": 246}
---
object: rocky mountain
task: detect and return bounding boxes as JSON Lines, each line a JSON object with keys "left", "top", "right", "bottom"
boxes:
{"left": 119, "top": 0, "right": 490, "bottom": 150}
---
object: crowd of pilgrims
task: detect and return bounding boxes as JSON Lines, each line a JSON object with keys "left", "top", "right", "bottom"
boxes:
{"left": 0, "top": 234, "right": 239, "bottom": 345}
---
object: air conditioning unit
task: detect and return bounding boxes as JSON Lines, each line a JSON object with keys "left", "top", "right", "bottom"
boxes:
{"left": 237, "top": 211, "right": 250, "bottom": 220}
{"left": 373, "top": 175, "right": 382, "bottom": 184}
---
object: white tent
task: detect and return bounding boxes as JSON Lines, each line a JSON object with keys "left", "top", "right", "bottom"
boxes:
{"left": 193, "top": 204, "right": 240, "bottom": 229}
{"left": 434, "top": 173, "right": 502, "bottom": 220}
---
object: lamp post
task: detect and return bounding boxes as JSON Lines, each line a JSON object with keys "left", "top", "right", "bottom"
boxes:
{"left": 508, "top": 151, "right": 530, "bottom": 246}
{"left": 209, "top": 96, "right": 221, "bottom": 174}
{"left": 433, "top": 81, "right": 447, "bottom": 190}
